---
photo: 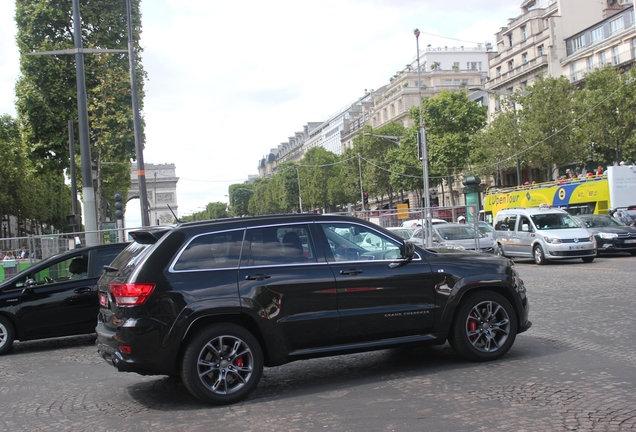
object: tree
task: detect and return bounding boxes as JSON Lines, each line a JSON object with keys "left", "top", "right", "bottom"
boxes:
{"left": 516, "top": 76, "right": 581, "bottom": 179}
{"left": 300, "top": 147, "right": 339, "bottom": 211}
{"left": 228, "top": 183, "right": 254, "bottom": 217}
{"left": 576, "top": 66, "right": 636, "bottom": 165}
{"left": 0, "top": 115, "right": 25, "bottom": 217}
{"left": 418, "top": 90, "right": 487, "bottom": 206}
{"left": 14, "top": 0, "right": 145, "bottom": 224}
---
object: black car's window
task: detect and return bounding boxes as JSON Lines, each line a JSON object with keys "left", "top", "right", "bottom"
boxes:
{"left": 30, "top": 254, "right": 88, "bottom": 285}
{"left": 96, "top": 250, "right": 123, "bottom": 276}
{"left": 319, "top": 222, "right": 401, "bottom": 261}
{"left": 244, "top": 225, "right": 315, "bottom": 266}
{"left": 174, "top": 230, "right": 244, "bottom": 271}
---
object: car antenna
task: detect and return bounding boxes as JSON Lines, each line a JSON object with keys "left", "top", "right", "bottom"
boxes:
{"left": 167, "top": 204, "right": 181, "bottom": 224}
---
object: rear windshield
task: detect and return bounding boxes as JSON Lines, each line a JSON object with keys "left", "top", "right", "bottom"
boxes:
{"left": 108, "top": 242, "right": 153, "bottom": 276}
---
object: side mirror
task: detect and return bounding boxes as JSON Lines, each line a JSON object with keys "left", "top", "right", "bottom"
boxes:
{"left": 521, "top": 223, "right": 530, "bottom": 232}
{"left": 400, "top": 241, "right": 415, "bottom": 259}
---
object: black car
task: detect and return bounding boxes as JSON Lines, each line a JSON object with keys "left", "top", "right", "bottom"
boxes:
{"left": 574, "top": 214, "right": 636, "bottom": 255}
{"left": 0, "top": 242, "right": 128, "bottom": 355}
{"left": 96, "top": 214, "right": 531, "bottom": 405}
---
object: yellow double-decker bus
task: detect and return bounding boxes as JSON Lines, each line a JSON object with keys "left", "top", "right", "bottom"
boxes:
{"left": 483, "top": 177, "right": 610, "bottom": 223}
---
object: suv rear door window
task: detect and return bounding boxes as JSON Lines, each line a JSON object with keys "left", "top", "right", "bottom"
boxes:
{"left": 173, "top": 230, "right": 244, "bottom": 271}
{"left": 244, "top": 225, "right": 315, "bottom": 266}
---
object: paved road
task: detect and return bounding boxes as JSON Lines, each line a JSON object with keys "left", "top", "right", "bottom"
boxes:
{"left": 1, "top": 254, "right": 635, "bottom": 431}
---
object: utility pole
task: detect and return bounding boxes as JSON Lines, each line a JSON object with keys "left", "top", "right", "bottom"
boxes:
{"left": 26, "top": 0, "right": 128, "bottom": 246}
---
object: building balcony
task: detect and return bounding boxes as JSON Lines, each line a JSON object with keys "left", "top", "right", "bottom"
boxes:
{"left": 488, "top": 55, "right": 549, "bottom": 89}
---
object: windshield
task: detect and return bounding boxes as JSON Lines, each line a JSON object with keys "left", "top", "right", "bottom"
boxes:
{"left": 531, "top": 213, "right": 580, "bottom": 230}
{"left": 579, "top": 215, "right": 625, "bottom": 228}
{"left": 434, "top": 225, "right": 483, "bottom": 240}
{"left": 478, "top": 223, "right": 494, "bottom": 234}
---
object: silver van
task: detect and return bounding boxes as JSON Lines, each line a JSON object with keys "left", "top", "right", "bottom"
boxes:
{"left": 493, "top": 207, "right": 596, "bottom": 265}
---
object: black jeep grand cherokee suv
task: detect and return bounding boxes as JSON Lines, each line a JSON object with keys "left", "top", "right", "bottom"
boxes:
{"left": 96, "top": 214, "right": 531, "bottom": 405}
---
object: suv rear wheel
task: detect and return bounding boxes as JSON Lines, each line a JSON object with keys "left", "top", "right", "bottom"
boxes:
{"left": 449, "top": 291, "right": 517, "bottom": 362}
{"left": 181, "top": 323, "right": 264, "bottom": 405}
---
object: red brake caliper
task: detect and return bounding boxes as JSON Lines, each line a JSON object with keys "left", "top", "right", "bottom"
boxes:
{"left": 235, "top": 357, "right": 244, "bottom": 367}
{"left": 468, "top": 312, "right": 478, "bottom": 338}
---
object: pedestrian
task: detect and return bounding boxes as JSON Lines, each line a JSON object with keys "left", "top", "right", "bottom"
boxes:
{"left": 457, "top": 215, "right": 466, "bottom": 224}
{"left": 596, "top": 165, "right": 604, "bottom": 176}
{"left": 3, "top": 251, "right": 17, "bottom": 277}
{"left": 20, "top": 245, "right": 28, "bottom": 260}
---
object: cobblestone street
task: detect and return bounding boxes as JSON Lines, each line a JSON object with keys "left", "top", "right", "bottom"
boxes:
{"left": 1, "top": 255, "right": 635, "bottom": 431}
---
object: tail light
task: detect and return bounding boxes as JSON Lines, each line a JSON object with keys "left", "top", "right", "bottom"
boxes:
{"left": 110, "top": 283, "right": 156, "bottom": 306}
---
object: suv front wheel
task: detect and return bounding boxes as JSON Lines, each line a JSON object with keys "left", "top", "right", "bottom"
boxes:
{"left": 181, "top": 323, "right": 264, "bottom": 405}
{"left": 449, "top": 291, "right": 518, "bottom": 362}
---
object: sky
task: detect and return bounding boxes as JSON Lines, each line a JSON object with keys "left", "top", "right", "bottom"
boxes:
{"left": 0, "top": 0, "right": 521, "bottom": 228}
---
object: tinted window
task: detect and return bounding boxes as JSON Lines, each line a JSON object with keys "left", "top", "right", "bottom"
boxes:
{"left": 319, "top": 222, "right": 401, "bottom": 261}
{"left": 531, "top": 213, "right": 580, "bottom": 230}
{"left": 174, "top": 230, "right": 244, "bottom": 271}
{"left": 244, "top": 225, "right": 315, "bottom": 266}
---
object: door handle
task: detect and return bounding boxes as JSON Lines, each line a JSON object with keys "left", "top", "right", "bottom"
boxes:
{"left": 245, "top": 274, "right": 271, "bottom": 281}
{"left": 74, "top": 287, "right": 92, "bottom": 295}
{"left": 340, "top": 269, "right": 362, "bottom": 275}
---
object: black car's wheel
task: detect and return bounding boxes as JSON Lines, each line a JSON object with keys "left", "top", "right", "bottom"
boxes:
{"left": 449, "top": 291, "right": 517, "bottom": 362}
{"left": 582, "top": 256, "right": 595, "bottom": 263}
{"left": 533, "top": 245, "right": 547, "bottom": 265}
{"left": 181, "top": 323, "right": 263, "bottom": 405}
{"left": 0, "top": 315, "right": 15, "bottom": 356}
{"left": 630, "top": 251, "right": 636, "bottom": 256}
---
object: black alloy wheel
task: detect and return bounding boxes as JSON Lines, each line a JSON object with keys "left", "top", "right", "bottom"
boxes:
{"left": 181, "top": 323, "right": 264, "bottom": 405}
{"left": 449, "top": 291, "right": 517, "bottom": 362}
{"left": 0, "top": 315, "right": 15, "bottom": 355}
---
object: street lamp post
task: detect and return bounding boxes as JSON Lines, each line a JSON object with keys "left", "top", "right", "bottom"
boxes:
{"left": 414, "top": 29, "right": 432, "bottom": 247}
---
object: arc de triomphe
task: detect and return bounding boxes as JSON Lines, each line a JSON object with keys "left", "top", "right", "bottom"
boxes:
{"left": 129, "top": 163, "right": 179, "bottom": 225}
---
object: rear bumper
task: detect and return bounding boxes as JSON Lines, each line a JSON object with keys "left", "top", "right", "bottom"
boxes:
{"left": 95, "top": 320, "right": 176, "bottom": 376}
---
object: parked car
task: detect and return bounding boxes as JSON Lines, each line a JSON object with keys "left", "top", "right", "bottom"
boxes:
{"left": 477, "top": 222, "right": 496, "bottom": 240}
{"left": 0, "top": 242, "right": 128, "bottom": 355}
{"left": 401, "top": 217, "right": 447, "bottom": 228}
{"left": 573, "top": 214, "right": 636, "bottom": 256}
{"left": 386, "top": 226, "right": 415, "bottom": 240}
{"left": 96, "top": 214, "right": 531, "bottom": 405}
{"left": 493, "top": 206, "right": 596, "bottom": 265}
{"left": 408, "top": 223, "right": 498, "bottom": 254}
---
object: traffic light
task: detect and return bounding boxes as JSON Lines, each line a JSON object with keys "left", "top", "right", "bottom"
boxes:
{"left": 114, "top": 191, "right": 124, "bottom": 219}
{"left": 364, "top": 193, "right": 369, "bottom": 204}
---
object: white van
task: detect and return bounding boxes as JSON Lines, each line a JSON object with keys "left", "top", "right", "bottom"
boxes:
{"left": 493, "top": 206, "right": 596, "bottom": 265}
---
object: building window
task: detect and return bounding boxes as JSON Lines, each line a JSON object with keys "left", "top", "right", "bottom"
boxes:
{"left": 508, "top": 34, "right": 513, "bottom": 47}
{"left": 571, "top": 35, "right": 586, "bottom": 52}
{"left": 521, "top": 25, "right": 527, "bottom": 40}
{"left": 613, "top": 46, "right": 620, "bottom": 64}
{"left": 587, "top": 56, "right": 594, "bottom": 71}
{"left": 522, "top": 52, "right": 529, "bottom": 63}
{"left": 571, "top": 64, "right": 577, "bottom": 82}
{"left": 599, "top": 51, "right": 607, "bottom": 66}
{"left": 538, "top": 44, "right": 545, "bottom": 55}
{"left": 590, "top": 26, "right": 604, "bottom": 43}
{"left": 496, "top": 66, "right": 502, "bottom": 77}
{"left": 453, "top": 79, "right": 460, "bottom": 85}
{"left": 508, "top": 59, "right": 515, "bottom": 71}
{"left": 610, "top": 16, "right": 624, "bottom": 34}
{"left": 445, "top": 79, "right": 452, "bottom": 85}
{"left": 633, "top": 38, "right": 636, "bottom": 59}
{"left": 453, "top": 62, "right": 460, "bottom": 69}
{"left": 461, "top": 79, "right": 468, "bottom": 86}
{"left": 521, "top": 81, "right": 527, "bottom": 90}
{"left": 495, "top": 98, "right": 501, "bottom": 112}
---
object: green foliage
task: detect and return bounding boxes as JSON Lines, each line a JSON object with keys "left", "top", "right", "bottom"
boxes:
{"left": 181, "top": 202, "right": 228, "bottom": 222}
{"left": 516, "top": 76, "right": 580, "bottom": 178}
{"left": 228, "top": 183, "right": 254, "bottom": 217}
{"left": 575, "top": 66, "right": 636, "bottom": 165}
{"left": 0, "top": 115, "right": 25, "bottom": 215}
